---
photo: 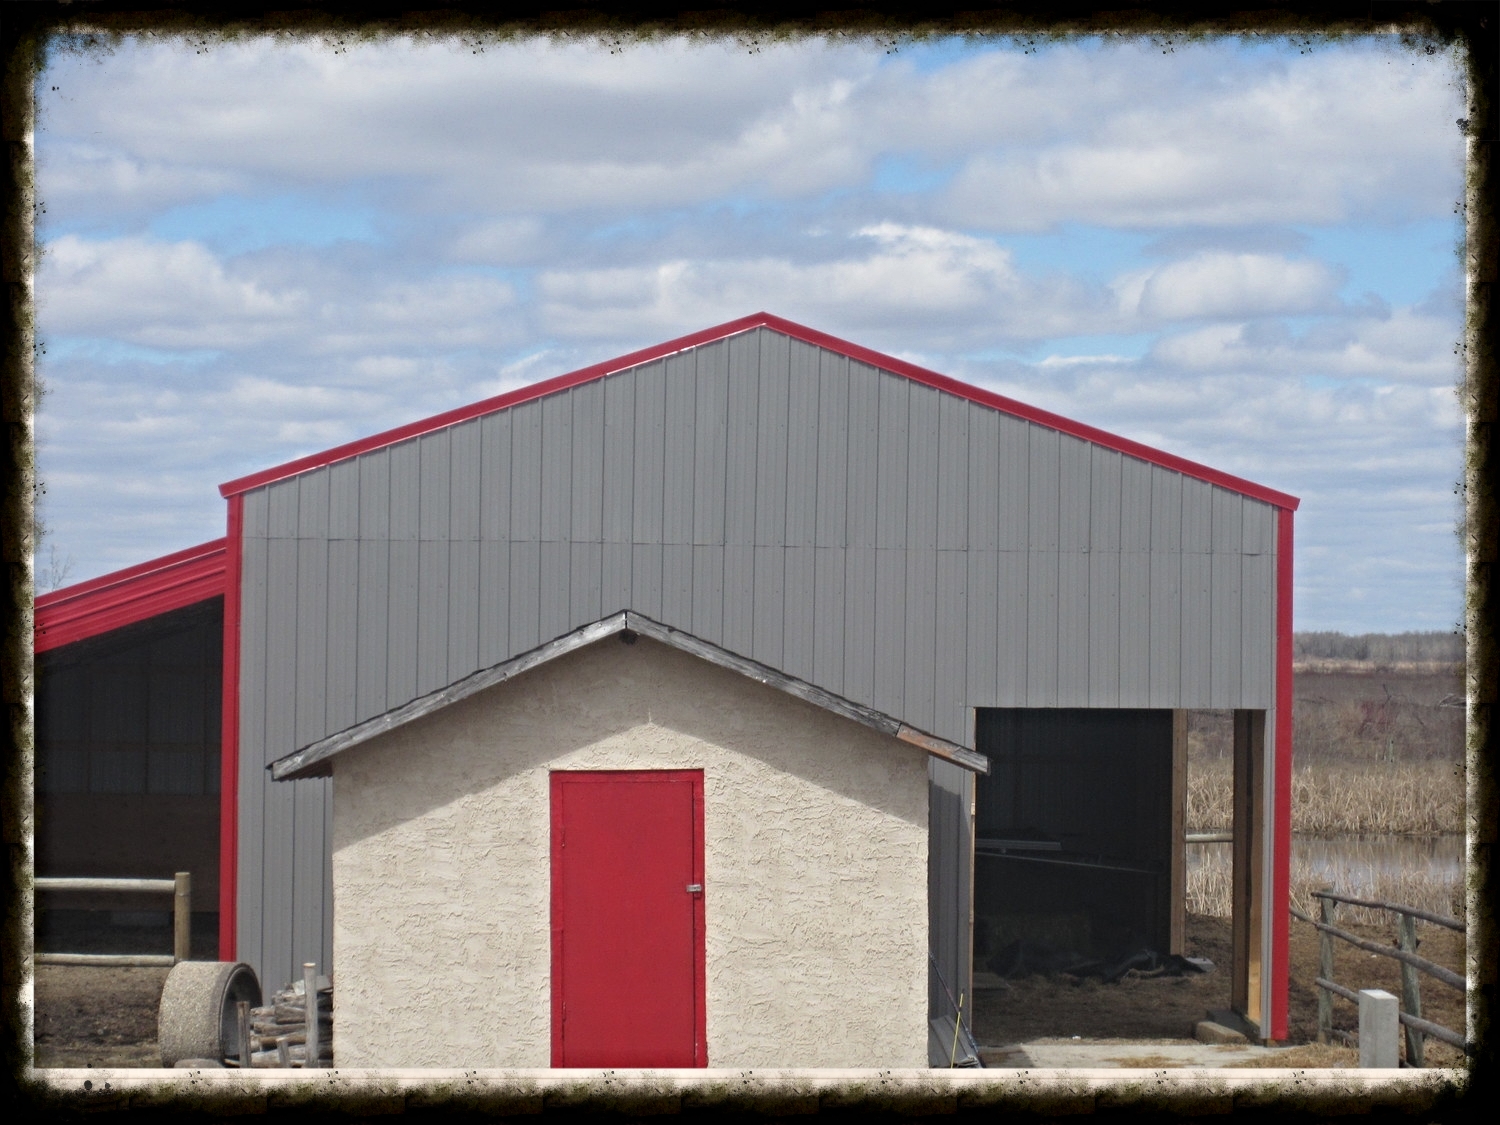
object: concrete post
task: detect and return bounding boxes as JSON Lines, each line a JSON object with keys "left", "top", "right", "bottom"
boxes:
{"left": 1358, "top": 988, "right": 1400, "bottom": 1068}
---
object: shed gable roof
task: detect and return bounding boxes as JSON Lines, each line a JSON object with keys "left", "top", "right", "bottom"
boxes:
{"left": 220, "top": 313, "right": 1297, "bottom": 511}
{"left": 268, "top": 610, "right": 989, "bottom": 781}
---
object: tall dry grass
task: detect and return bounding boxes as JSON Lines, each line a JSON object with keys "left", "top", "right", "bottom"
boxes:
{"left": 1187, "top": 760, "right": 1464, "bottom": 837}
{"left": 1186, "top": 849, "right": 1465, "bottom": 926}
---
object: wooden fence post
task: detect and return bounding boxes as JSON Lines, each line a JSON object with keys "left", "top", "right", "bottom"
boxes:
{"left": 1318, "top": 893, "right": 1335, "bottom": 1044}
{"left": 173, "top": 872, "right": 192, "bottom": 963}
{"left": 1398, "top": 912, "right": 1424, "bottom": 1067}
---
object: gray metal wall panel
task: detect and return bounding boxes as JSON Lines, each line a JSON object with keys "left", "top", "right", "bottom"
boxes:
{"left": 511, "top": 403, "right": 542, "bottom": 542}
{"left": 845, "top": 363, "right": 880, "bottom": 549}
{"left": 1056, "top": 551, "right": 1090, "bottom": 706}
{"left": 1090, "top": 447, "right": 1123, "bottom": 551}
{"left": 603, "top": 375, "right": 634, "bottom": 543}
{"left": 751, "top": 544, "right": 784, "bottom": 667}
{"left": 294, "top": 538, "right": 329, "bottom": 748}
{"left": 265, "top": 538, "right": 300, "bottom": 761}
{"left": 996, "top": 553, "right": 1028, "bottom": 706}
{"left": 541, "top": 394, "right": 573, "bottom": 544}
{"left": 601, "top": 541, "right": 631, "bottom": 616}
{"left": 1209, "top": 551, "right": 1243, "bottom": 709}
{"left": 631, "top": 542, "right": 663, "bottom": 620}
{"left": 633, "top": 361, "right": 666, "bottom": 545}
{"left": 357, "top": 448, "right": 390, "bottom": 541}
{"left": 1179, "top": 552, "right": 1212, "bottom": 705}
{"left": 268, "top": 478, "right": 299, "bottom": 539}
{"left": 663, "top": 354, "right": 697, "bottom": 546}
{"left": 995, "top": 416, "right": 1030, "bottom": 551}
{"left": 298, "top": 469, "right": 330, "bottom": 540}
{"left": 571, "top": 383, "right": 605, "bottom": 542}
{"left": 782, "top": 545, "right": 815, "bottom": 682}
{"left": 479, "top": 413, "right": 511, "bottom": 541}
{"left": 812, "top": 547, "right": 845, "bottom": 694}
{"left": 386, "top": 539, "right": 419, "bottom": 706}
{"left": 814, "top": 351, "right": 849, "bottom": 548}
{"left": 416, "top": 539, "right": 450, "bottom": 696}
{"left": 1150, "top": 467, "right": 1182, "bottom": 552}
{"left": 1027, "top": 427, "right": 1060, "bottom": 552}
{"left": 725, "top": 335, "right": 759, "bottom": 546}
{"left": 937, "top": 394, "right": 969, "bottom": 551}
{"left": 1088, "top": 550, "right": 1121, "bottom": 707}
{"left": 1058, "top": 436, "right": 1091, "bottom": 551}
{"left": 691, "top": 544, "right": 724, "bottom": 645}
{"left": 722, "top": 543, "right": 754, "bottom": 655}
{"left": 873, "top": 549, "right": 907, "bottom": 717}
{"left": 389, "top": 440, "right": 420, "bottom": 541}
{"left": 843, "top": 546, "right": 876, "bottom": 704}
{"left": 967, "top": 408, "right": 999, "bottom": 552}
{"left": 243, "top": 487, "right": 270, "bottom": 539}
{"left": 236, "top": 533, "right": 269, "bottom": 977}
{"left": 448, "top": 419, "right": 482, "bottom": 542}
{"left": 1118, "top": 551, "right": 1151, "bottom": 705}
{"left": 1212, "top": 488, "right": 1243, "bottom": 554}
{"left": 755, "top": 332, "right": 790, "bottom": 547}
{"left": 875, "top": 374, "right": 910, "bottom": 550}
{"left": 354, "top": 539, "right": 389, "bottom": 721}
{"left": 965, "top": 550, "right": 998, "bottom": 708}
{"left": 477, "top": 540, "right": 509, "bottom": 667}
{"left": 328, "top": 459, "right": 361, "bottom": 539}
{"left": 1240, "top": 552, "right": 1275, "bottom": 706}
{"left": 1025, "top": 548, "right": 1058, "bottom": 706}
{"left": 906, "top": 385, "right": 940, "bottom": 553}
{"left": 540, "top": 540, "right": 571, "bottom": 641}
{"left": 1181, "top": 477, "right": 1212, "bottom": 553}
{"left": 692, "top": 342, "right": 729, "bottom": 546}
{"left": 785, "top": 341, "right": 820, "bottom": 548}
{"left": 509, "top": 541, "right": 542, "bottom": 650}
{"left": 447, "top": 539, "right": 480, "bottom": 680}
{"left": 934, "top": 550, "right": 967, "bottom": 746}
{"left": 290, "top": 776, "right": 331, "bottom": 988}
{"left": 903, "top": 547, "right": 938, "bottom": 734}
{"left": 1120, "top": 457, "right": 1152, "bottom": 551}
{"left": 1243, "top": 496, "right": 1275, "bottom": 555}
{"left": 570, "top": 541, "right": 603, "bottom": 630}
{"left": 1148, "top": 551, "right": 1181, "bottom": 707}
{"left": 419, "top": 431, "right": 451, "bottom": 541}
{"left": 928, "top": 759, "right": 972, "bottom": 1030}
{"left": 257, "top": 777, "right": 295, "bottom": 991}
{"left": 662, "top": 542, "right": 694, "bottom": 629}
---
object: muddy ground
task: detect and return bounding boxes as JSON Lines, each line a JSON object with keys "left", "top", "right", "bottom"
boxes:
{"left": 31, "top": 914, "right": 1466, "bottom": 1069}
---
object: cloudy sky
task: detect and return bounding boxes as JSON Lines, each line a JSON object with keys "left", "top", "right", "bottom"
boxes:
{"left": 32, "top": 32, "right": 1466, "bottom": 632}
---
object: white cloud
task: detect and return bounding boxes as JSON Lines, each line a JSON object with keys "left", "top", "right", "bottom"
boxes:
{"left": 1112, "top": 252, "right": 1343, "bottom": 321}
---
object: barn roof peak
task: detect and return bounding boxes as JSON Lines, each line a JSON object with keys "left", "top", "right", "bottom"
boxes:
{"left": 220, "top": 312, "right": 1297, "bottom": 510}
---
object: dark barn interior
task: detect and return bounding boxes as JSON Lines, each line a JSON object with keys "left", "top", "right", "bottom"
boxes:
{"left": 972, "top": 708, "right": 1176, "bottom": 976}
{"left": 34, "top": 598, "right": 223, "bottom": 958}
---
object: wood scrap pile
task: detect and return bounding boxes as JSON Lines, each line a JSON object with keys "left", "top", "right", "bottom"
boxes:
{"left": 243, "top": 974, "right": 332, "bottom": 1067}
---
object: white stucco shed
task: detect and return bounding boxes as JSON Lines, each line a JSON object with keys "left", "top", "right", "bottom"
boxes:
{"left": 289, "top": 618, "right": 948, "bottom": 1068}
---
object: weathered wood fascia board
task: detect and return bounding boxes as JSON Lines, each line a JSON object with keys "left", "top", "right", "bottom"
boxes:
{"left": 269, "top": 610, "right": 988, "bottom": 780}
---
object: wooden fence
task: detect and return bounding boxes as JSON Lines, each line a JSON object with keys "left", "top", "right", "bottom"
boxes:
{"left": 1290, "top": 888, "right": 1466, "bottom": 1066}
{"left": 35, "top": 872, "right": 192, "bottom": 967}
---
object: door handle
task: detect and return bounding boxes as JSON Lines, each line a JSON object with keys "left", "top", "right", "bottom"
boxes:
{"left": 686, "top": 884, "right": 703, "bottom": 893}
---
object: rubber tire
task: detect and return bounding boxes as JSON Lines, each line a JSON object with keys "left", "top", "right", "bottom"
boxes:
{"left": 158, "top": 961, "right": 262, "bottom": 1066}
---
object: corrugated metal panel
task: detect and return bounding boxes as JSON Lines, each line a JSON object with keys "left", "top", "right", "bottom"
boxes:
{"left": 928, "top": 758, "right": 973, "bottom": 1029}
{"left": 237, "top": 324, "right": 1284, "bottom": 996}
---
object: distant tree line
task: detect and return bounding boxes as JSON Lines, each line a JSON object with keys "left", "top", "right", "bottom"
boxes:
{"left": 1293, "top": 631, "right": 1464, "bottom": 664}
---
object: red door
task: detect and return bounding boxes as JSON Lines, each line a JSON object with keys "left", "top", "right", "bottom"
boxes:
{"left": 550, "top": 770, "right": 706, "bottom": 1067}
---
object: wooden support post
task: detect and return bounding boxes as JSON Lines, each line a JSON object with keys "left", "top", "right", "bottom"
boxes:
{"left": 173, "top": 872, "right": 192, "bottom": 963}
{"left": 1318, "top": 894, "right": 1335, "bottom": 1044}
{"left": 1398, "top": 912, "right": 1424, "bottom": 1066}
{"left": 1231, "top": 710, "right": 1265, "bottom": 1032}
{"left": 303, "top": 963, "right": 319, "bottom": 1068}
{"left": 1169, "top": 710, "right": 1188, "bottom": 956}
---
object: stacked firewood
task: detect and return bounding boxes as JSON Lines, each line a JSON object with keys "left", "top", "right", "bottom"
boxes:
{"left": 244, "top": 974, "right": 333, "bottom": 1067}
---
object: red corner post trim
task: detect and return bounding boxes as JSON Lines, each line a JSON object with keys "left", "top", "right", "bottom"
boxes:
{"left": 218, "top": 495, "right": 244, "bottom": 961}
{"left": 1271, "top": 506, "right": 1295, "bottom": 1040}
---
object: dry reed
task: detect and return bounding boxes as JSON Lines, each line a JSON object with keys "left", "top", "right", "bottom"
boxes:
{"left": 1186, "top": 848, "right": 1464, "bottom": 926}
{"left": 1187, "top": 760, "right": 1463, "bottom": 837}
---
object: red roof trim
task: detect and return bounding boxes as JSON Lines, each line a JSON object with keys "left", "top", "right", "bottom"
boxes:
{"left": 34, "top": 539, "right": 227, "bottom": 654}
{"left": 218, "top": 312, "right": 1299, "bottom": 511}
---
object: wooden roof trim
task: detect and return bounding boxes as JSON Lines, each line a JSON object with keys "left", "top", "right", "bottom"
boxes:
{"left": 268, "top": 611, "right": 988, "bottom": 780}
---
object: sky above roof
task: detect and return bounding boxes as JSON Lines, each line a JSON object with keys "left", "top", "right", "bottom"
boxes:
{"left": 32, "top": 32, "right": 1467, "bottom": 633}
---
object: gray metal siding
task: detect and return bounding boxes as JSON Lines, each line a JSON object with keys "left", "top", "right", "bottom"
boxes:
{"left": 237, "top": 325, "right": 1282, "bottom": 992}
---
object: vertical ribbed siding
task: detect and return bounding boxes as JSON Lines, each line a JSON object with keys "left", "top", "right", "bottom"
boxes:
{"left": 237, "top": 324, "right": 1282, "bottom": 997}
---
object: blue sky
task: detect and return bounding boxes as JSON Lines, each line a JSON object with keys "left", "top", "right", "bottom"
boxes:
{"left": 32, "top": 33, "right": 1467, "bottom": 632}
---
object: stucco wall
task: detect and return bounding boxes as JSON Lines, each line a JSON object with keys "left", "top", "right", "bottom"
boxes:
{"left": 330, "top": 635, "right": 929, "bottom": 1068}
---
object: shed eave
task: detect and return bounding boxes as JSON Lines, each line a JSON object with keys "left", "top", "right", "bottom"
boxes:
{"left": 268, "top": 611, "right": 989, "bottom": 781}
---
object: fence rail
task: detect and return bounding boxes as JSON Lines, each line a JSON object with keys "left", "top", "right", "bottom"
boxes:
{"left": 1292, "top": 887, "right": 1467, "bottom": 1066}
{"left": 35, "top": 872, "right": 191, "bottom": 967}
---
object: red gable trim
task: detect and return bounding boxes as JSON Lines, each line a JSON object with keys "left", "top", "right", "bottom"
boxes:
{"left": 219, "top": 312, "right": 1300, "bottom": 511}
{"left": 34, "top": 539, "right": 227, "bottom": 654}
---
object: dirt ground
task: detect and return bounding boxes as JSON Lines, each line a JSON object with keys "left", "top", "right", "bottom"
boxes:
{"left": 971, "top": 913, "right": 1467, "bottom": 1067}
{"left": 31, "top": 913, "right": 1467, "bottom": 1070}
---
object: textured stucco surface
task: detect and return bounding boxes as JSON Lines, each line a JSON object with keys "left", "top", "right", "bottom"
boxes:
{"left": 330, "top": 635, "right": 929, "bottom": 1068}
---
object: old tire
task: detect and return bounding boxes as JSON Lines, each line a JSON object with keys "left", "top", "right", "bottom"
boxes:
{"left": 158, "top": 961, "right": 261, "bottom": 1066}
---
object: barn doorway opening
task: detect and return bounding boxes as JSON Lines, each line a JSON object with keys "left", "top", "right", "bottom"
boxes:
{"left": 34, "top": 599, "right": 224, "bottom": 960}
